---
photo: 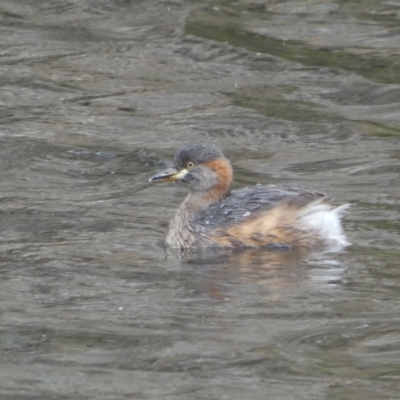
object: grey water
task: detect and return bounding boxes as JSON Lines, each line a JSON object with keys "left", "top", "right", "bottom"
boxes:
{"left": 1, "top": 1, "right": 400, "bottom": 399}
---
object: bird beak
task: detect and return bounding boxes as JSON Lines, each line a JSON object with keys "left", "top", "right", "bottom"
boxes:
{"left": 149, "top": 167, "right": 188, "bottom": 183}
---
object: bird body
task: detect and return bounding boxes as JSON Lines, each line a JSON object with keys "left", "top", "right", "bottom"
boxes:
{"left": 149, "top": 143, "right": 349, "bottom": 249}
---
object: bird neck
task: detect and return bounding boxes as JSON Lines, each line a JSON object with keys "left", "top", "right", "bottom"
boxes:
{"left": 165, "top": 187, "right": 230, "bottom": 248}
{"left": 185, "top": 191, "right": 223, "bottom": 213}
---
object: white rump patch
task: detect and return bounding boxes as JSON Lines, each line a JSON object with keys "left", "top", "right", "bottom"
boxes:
{"left": 300, "top": 202, "right": 350, "bottom": 248}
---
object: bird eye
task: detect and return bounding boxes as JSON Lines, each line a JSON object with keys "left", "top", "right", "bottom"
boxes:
{"left": 187, "top": 161, "right": 195, "bottom": 169}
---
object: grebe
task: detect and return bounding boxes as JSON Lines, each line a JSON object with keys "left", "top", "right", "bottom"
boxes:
{"left": 149, "top": 143, "right": 349, "bottom": 249}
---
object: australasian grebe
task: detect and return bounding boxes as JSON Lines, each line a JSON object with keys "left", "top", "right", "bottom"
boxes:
{"left": 149, "top": 143, "right": 349, "bottom": 249}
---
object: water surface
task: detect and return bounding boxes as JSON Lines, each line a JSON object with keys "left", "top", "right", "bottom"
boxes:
{"left": 1, "top": 1, "right": 400, "bottom": 399}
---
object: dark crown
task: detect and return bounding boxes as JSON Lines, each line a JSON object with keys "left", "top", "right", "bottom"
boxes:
{"left": 174, "top": 143, "right": 225, "bottom": 168}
